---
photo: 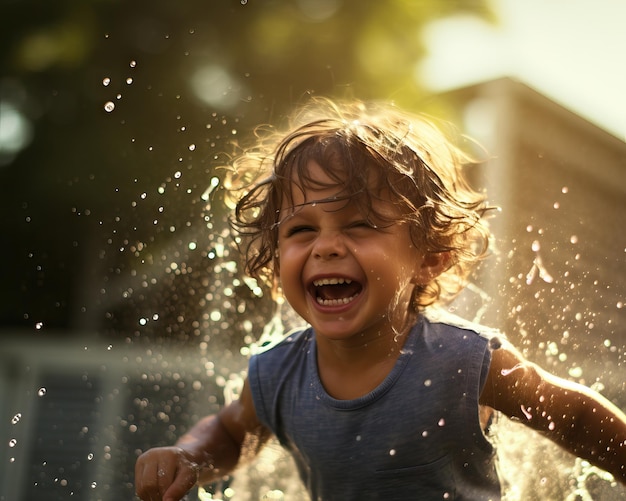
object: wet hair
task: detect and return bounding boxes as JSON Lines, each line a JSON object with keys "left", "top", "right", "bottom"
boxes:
{"left": 228, "top": 97, "right": 494, "bottom": 309}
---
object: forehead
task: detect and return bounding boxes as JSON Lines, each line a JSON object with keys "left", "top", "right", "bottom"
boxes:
{"left": 280, "top": 158, "right": 362, "bottom": 207}
{"left": 281, "top": 155, "right": 385, "bottom": 195}
{"left": 279, "top": 159, "right": 400, "bottom": 219}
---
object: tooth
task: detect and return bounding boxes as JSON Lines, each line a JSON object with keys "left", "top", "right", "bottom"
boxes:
{"left": 313, "top": 278, "right": 353, "bottom": 286}
{"left": 316, "top": 293, "right": 359, "bottom": 306}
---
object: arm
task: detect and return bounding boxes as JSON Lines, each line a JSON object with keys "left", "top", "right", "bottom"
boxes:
{"left": 480, "top": 340, "right": 626, "bottom": 484}
{"left": 135, "top": 379, "right": 271, "bottom": 501}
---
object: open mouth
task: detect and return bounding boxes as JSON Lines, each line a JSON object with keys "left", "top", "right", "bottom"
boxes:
{"left": 311, "top": 277, "right": 363, "bottom": 306}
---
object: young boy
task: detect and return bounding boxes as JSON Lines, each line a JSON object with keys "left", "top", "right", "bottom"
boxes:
{"left": 135, "top": 99, "right": 626, "bottom": 500}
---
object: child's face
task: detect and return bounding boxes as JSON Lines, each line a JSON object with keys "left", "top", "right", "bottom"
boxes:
{"left": 276, "top": 160, "right": 433, "bottom": 342}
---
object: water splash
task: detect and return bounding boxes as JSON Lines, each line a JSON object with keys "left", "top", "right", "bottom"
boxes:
{"left": 500, "top": 363, "right": 524, "bottom": 376}
{"left": 564, "top": 458, "right": 616, "bottom": 501}
{"left": 525, "top": 254, "right": 553, "bottom": 285}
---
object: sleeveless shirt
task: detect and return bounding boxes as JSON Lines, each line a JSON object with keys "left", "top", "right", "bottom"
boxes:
{"left": 248, "top": 314, "right": 501, "bottom": 500}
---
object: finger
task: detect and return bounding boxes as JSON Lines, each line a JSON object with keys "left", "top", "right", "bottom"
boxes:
{"left": 156, "top": 459, "right": 179, "bottom": 497}
{"left": 162, "top": 464, "right": 199, "bottom": 501}
{"left": 135, "top": 455, "right": 155, "bottom": 499}
{"left": 135, "top": 458, "right": 161, "bottom": 501}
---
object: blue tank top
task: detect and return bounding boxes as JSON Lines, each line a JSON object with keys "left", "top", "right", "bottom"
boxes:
{"left": 248, "top": 314, "right": 501, "bottom": 500}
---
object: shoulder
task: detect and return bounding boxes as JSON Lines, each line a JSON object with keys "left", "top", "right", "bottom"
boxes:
{"left": 248, "top": 326, "right": 313, "bottom": 382}
{"left": 250, "top": 326, "right": 312, "bottom": 358}
{"left": 247, "top": 327, "right": 314, "bottom": 431}
{"left": 418, "top": 309, "right": 503, "bottom": 390}
{"left": 422, "top": 307, "right": 502, "bottom": 346}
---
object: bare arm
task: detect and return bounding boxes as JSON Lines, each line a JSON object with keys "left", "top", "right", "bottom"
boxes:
{"left": 135, "top": 379, "right": 270, "bottom": 501}
{"left": 480, "top": 340, "right": 626, "bottom": 484}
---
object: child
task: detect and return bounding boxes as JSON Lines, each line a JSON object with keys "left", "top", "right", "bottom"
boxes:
{"left": 134, "top": 98, "right": 626, "bottom": 500}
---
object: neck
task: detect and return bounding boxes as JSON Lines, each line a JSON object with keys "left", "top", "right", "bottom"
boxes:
{"left": 316, "top": 321, "right": 412, "bottom": 367}
{"left": 314, "top": 326, "right": 412, "bottom": 400}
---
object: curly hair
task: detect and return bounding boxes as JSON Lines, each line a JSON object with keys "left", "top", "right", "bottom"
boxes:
{"left": 227, "top": 97, "right": 494, "bottom": 310}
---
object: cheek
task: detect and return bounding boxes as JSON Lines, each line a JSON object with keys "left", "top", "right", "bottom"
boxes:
{"left": 276, "top": 244, "right": 293, "bottom": 267}
{"left": 276, "top": 246, "right": 303, "bottom": 281}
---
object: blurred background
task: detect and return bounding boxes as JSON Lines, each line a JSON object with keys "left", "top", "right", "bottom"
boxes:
{"left": 1, "top": 0, "right": 624, "bottom": 499}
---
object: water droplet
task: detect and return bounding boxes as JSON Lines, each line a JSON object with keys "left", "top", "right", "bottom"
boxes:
{"left": 126, "top": 77, "right": 133, "bottom": 85}
{"left": 520, "top": 405, "right": 533, "bottom": 420}
{"left": 129, "top": 60, "right": 137, "bottom": 68}
{"left": 188, "top": 144, "right": 196, "bottom": 151}
{"left": 423, "top": 379, "right": 432, "bottom": 387}
{"left": 91, "top": 482, "right": 97, "bottom": 489}
{"left": 104, "top": 101, "right": 115, "bottom": 113}
{"left": 531, "top": 240, "right": 540, "bottom": 252}
{"left": 568, "top": 366, "right": 583, "bottom": 378}
{"left": 11, "top": 413, "right": 22, "bottom": 425}
{"left": 8, "top": 438, "right": 17, "bottom": 447}
{"left": 389, "top": 449, "right": 396, "bottom": 456}
{"left": 38, "top": 387, "right": 47, "bottom": 397}
{"left": 570, "top": 235, "right": 578, "bottom": 244}
{"left": 438, "top": 418, "right": 445, "bottom": 426}
{"left": 87, "top": 453, "right": 94, "bottom": 460}
{"left": 102, "top": 77, "right": 111, "bottom": 86}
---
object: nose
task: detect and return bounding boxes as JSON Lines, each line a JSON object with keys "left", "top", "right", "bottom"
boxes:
{"left": 313, "top": 230, "right": 346, "bottom": 260}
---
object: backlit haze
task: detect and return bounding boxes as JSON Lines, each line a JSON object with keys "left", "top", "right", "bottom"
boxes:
{"left": 420, "top": 0, "right": 626, "bottom": 141}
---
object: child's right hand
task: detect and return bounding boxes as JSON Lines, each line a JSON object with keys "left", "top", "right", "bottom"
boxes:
{"left": 135, "top": 446, "right": 201, "bottom": 501}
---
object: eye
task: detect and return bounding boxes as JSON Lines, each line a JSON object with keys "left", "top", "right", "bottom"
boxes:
{"left": 284, "top": 225, "right": 315, "bottom": 237}
{"left": 347, "top": 220, "right": 377, "bottom": 230}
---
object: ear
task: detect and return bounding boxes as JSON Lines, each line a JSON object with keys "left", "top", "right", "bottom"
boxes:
{"left": 411, "top": 251, "right": 451, "bottom": 285}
